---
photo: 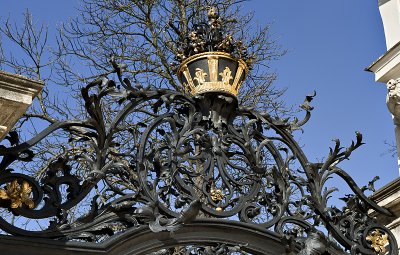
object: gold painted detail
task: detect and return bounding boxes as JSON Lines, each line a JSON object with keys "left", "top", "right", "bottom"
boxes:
{"left": 210, "top": 187, "right": 224, "bottom": 202}
{"left": 177, "top": 52, "right": 249, "bottom": 97}
{"left": 181, "top": 65, "right": 195, "bottom": 91}
{"left": 186, "top": 66, "right": 238, "bottom": 96}
{"left": 179, "top": 52, "right": 240, "bottom": 67}
{"left": 172, "top": 246, "right": 187, "bottom": 255}
{"left": 193, "top": 68, "right": 208, "bottom": 85}
{"left": 220, "top": 67, "right": 233, "bottom": 85}
{"left": 0, "top": 180, "right": 34, "bottom": 209}
{"left": 233, "top": 61, "right": 245, "bottom": 90}
{"left": 207, "top": 56, "right": 219, "bottom": 82}
{"left": 366, "top": 230, "right": 389, "bottom": 254}
{"left": 208, "top": 7, "right": 220, "bottom": 29}
{"left": 182, "top": 83, "right": 190, "bottom": 94}
{"left": 188, "top": 31, "right": 205, "bottom": 54}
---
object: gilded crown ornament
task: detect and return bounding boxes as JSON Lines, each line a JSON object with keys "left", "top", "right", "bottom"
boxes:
{"left": 175, "top": 7, "right": 252, "bottom": 97}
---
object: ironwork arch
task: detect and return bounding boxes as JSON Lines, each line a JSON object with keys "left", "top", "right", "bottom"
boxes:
{"left": 0, "top": 220, "right": 344, "bottom": 254}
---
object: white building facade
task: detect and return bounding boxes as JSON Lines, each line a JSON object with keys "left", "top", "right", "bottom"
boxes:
{"left": 367, "top": 0, "right": 400, "bottom": 251}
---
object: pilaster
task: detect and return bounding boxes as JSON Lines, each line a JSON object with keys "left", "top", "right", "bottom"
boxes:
{"left": 0, "top": 70, "right": 44, "bottom": 141}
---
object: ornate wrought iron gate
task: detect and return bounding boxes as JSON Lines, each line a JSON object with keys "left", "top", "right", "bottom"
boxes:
{"left": 0, "top": 7, "right": 397, "bottom": 255}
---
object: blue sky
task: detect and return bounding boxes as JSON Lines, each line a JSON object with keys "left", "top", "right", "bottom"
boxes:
{"left": 246, "top": 1, "right": 396, "bottom": 191}
{"left": 0, "top": 0, "right": 396, "bottom": 192}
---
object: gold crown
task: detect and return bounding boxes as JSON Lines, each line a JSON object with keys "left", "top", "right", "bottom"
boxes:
{"left": 177, "top": 52, "right": 249, "bottom": 97}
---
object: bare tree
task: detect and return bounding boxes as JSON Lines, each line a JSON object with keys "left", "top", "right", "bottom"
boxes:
{"left": 383, "top": 140, "right": 397, "bottom": 158}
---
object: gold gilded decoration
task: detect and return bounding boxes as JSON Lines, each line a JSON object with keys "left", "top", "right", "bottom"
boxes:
{"left": 193, "top": 68, "right": 208, "bottom": 85}
{"left": 208, "top": 7, "right": 218, "bottom": 23}
{"left": 207, "top": 7, "right": 221, "bottom": 29}
{"left": 207, "top": 56, "right": 219, "bottom": 82}
{"left": 220, "top": 67, "right": 233, "bottom": 85}
{"left": 173, "top": 247, "right": 186, "bottom": 255}
{"left": 216, "top": 207, "right": 223, "bottom": 212}
{"left": 177, "top": 52, "right": 249, "bottom": 97}
{"left": 233, "top": 61, "right": 246, "bottom": 90}
{"left": 173, "top": 5, "right": 253, "bottom": 72}
{"left": 189, "top": 31, "right": 198, "bottom": 41}
{"left": 366, "top": 230, "right": 389, "bottom": 254}
{"left": 210, "top": 187, "right": 224, "bottom": 202}
{"left": 189, "top": 31, "right": 205, "bottom": 54}
{"left": 181, "top": 65, "right": 195, "bottom": 91}
{"left": 0, "top": 180, "right": 34, "bottom": 209}
{"left": 208, "top": 6, "right": 217, "bottom": 16}
{"left": 182, "top": 83, "right": 190, "bottom": 94}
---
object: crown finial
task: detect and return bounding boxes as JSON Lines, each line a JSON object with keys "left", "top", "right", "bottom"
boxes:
{"left": 175, "top": 6, "right": 251, "bottom": 97}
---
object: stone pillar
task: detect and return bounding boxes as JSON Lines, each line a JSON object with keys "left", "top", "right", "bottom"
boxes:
{"left": 0, "top": 70, "right": 44, "bottom": 141}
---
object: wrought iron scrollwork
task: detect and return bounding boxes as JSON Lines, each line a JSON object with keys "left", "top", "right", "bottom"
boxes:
{"left": 0, "top": 67, "right": 397, "bottom": 254}
{"left": 149, "top": 243, "right": 250, "bottom": 255}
